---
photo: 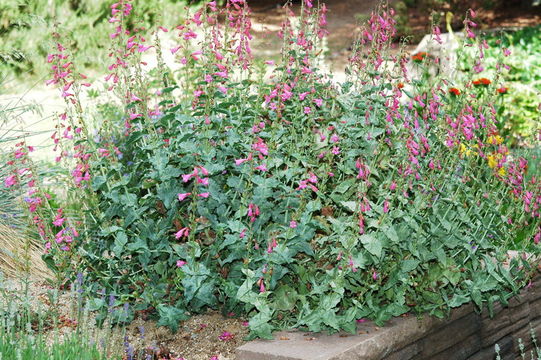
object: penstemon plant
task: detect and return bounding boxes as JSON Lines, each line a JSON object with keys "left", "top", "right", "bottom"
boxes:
{"left": 2, "top": 0, "right": 540, "bottom": 339}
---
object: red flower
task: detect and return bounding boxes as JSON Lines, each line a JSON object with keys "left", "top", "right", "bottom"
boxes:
{"left": 412, "top": 52, "right": 428, "bottom": 62}
{"left": 473, "top": 78, "right": 491, "bottom": 86}
{"left": 496, "top": 87, "right": 508, "bottom": 94}
{"left": 449, "top": 87, "right": 461, "bottom": 96}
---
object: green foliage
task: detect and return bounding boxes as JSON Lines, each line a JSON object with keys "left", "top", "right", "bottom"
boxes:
{"left": 7, "top": 1, "right": 539, "bottom": 339}
{"left": 486, "top": 26, "right": 541, "bottom": 143}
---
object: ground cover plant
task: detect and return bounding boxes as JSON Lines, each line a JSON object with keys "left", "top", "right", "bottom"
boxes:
{"left": 2, "top": 0, "right": 540, "bottom": 344}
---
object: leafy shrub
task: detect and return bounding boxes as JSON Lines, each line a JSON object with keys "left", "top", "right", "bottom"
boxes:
{"left": 3, "top": 0, "right": 540, "bottom": 339}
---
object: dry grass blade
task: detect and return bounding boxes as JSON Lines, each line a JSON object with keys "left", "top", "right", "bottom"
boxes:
{"left": 0, "top": 223, "right": 52, "bottom": 279}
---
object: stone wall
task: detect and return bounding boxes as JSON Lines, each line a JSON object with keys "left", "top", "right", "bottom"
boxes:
{"left": 237, "top": 273, "right": 541, "bottom": 360}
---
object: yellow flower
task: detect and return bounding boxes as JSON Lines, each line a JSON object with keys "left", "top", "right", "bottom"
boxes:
{"left": 487, "top": 135, "right": 503, "bottom": 145}
{"left": 498, "top": 167, "right": 506, "bottom": 176}
{"left": 459, "top": 143, "right": 473, "bottom": 157}
{"left": 487, "top": 154, "right": 498, "bottom": 168}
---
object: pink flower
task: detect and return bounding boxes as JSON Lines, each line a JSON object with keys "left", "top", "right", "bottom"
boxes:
{"left": 182, "top": 174, "right": 193, "bottom": 183}
{"left": 383, "top": 200, "right": 390, "bottom": 213}
{"left": 175, "top": 227, "right": 190, "bottom": 239}
{"left": 176, "top": 260, "right": 187, "bottom": 267}
{"left": 252, "top": 138, "right": 269, "bottom": 156}
{"left": 4, "top": 174, "right": 16, "bottom": 188}
{"left": 372, "top": 271, "right": 378, "bottom": 280}
{"left": 178, "top": 192, "right": 192, "bottom": 201}
{"left": 255, "top": 164, "right": 268, "bottom": 172}
{"left": 198, "top": 192, "right": 210, "bottom": 198}
{"left": 129, "top": 113, "right": 142, "bottom": 120}
{"left": 289, "top": 221, "right": 297, "bottom": 228}
{"left": 390, "top": 182, "right": 397, "bottom": 191}
{"left": 330, "top": 134, "right": 339, "bottom": 143}
{"left": 199, "top": 166, "right": 209, "bottom": 176}
{"left": 265, "top": 60, "right": 275, "bottom": 65}
{"left": 314, "top": 98, "right": 323, "bottom": 107}
{"left": 332, "top": 146, "right": 340, "bottom": 155}
{"left": 197, "top": 177, "right": 209, "bottom": 186}
{"left": 304, "top": 106, "right": 312, "bottom": 114}
{"left": 259, "top": 279, "right": 265, "bottom": 293}
{"left": 218, "top": 331, "right": 234, "bottom": 341}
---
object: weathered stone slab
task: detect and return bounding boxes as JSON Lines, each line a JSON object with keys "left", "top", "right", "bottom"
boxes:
{"left": 237, "top": 274, "right": 541, "bottom": 360}
{"left": 237, "top": 316, "right": 431, "bottom": 360}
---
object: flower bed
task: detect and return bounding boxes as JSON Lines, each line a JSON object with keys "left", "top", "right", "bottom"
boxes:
{"left": 2, "top": 0, "right": 540, "bottom": 344}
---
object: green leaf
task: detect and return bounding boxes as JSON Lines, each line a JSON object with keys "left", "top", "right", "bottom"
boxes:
{"left": 360, "top": 234, "right": 383, "bottom": 258}
{"left": 113, "top": 232, "right": 128, "bottom": 257}
{"left": 156, "top": 304, "right": 188, "bottom": 333}
{"left": 340, "top": 201, "right": 357, "bottom": 213}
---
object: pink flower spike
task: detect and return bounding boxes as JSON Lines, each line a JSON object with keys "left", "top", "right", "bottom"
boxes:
{"left": 198, "top": 192, "right": 210, "bottom": 198}
{"left": 176, "top": 260, "right": 187, "bottom": 267}
{"left": 178, "top": 192, "right": 192, "bottom": 201}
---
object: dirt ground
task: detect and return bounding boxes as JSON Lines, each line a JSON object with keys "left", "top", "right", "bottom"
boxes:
{"left": 0, "top": 278, "right": 249, "bottom": 360}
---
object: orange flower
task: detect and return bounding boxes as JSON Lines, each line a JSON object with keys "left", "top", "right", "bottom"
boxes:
{"left": 397, "top": 83, "right": 404, "bottom": 89}
{"left": 473, "top": 78, "right": 491, "bottom": 86}
{"left": 449, "top": 87, "right": 461, "bottom": 96}
{"left": 412, "top": 52, "right": 428, "bottom": 62}
{"left": 496, "top": 87, "right": 508, "bottom": 94}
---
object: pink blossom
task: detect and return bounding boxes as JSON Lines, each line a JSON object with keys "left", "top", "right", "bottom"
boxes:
{"left": 178, "top": 192, "right": 192, "bottom": 201}
{"left": 383, "top": 200, "right": 390, "bottom": 213}
{"left": 182, "top": 174, "right": 193, "bottom": 183}
{"left": 176, "top": 260, "right": 187, "bottom": 267}
{"left": 219, "top": 331, "right": 234, "bottom": 341}
{"left": 289, "top": 221, "right": 297, "bottom": 228}
{"left": 255, "top": 164, "right": 268, "bottom": 172}
{"left": 259, "top": 279, "right": 266, "bottom": 293}
{"left": 197, "top": 177, "right": 209, "bottom": 186}
{"left": 304, "top": 106, "right": 312, "bottom": 114}
{"left": 4, "top": 174, "right": 16, "bottom": 187}
{"left": 175, "top": 227, "right": 190, "bottom": 239}
{"left": 198, "top": 192, "right": 210, "bottom": 198}
{"left": 314, "top": 98, "right": 323, "bottom": 107}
